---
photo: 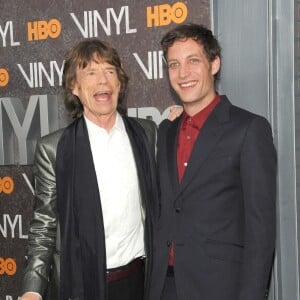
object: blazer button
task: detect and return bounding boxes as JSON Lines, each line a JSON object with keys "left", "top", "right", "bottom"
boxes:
{"left": 175, "top": 207, "right": 181, "bottom": 213}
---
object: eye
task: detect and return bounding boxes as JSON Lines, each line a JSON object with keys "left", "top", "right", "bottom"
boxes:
{"left": 189, "top": 58, "right": 200, "bottom": 65}
{"left": 168, "top": 61, "right": 180, "bottom": 69}
{"left": 105, "top": 68, "right": 117, "bottom": 75}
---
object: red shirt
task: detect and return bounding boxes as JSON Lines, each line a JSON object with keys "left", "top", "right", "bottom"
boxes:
{"left": 168, "top": 95, "right": 221, "bottom": 266}
{"left": 177, "top": 95, "right": 220, "bottom": 182}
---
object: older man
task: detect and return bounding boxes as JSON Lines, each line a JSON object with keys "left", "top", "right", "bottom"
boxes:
{"left": 20, "top": 39, "right": 158, "bottom": 300}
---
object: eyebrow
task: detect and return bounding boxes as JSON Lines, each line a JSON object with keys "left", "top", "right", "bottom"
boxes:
{"left": 83, "top": 65, "right": 116, "bottom": 71}
{"left": 167, "top": 53, "right": 201, "bottom": 62}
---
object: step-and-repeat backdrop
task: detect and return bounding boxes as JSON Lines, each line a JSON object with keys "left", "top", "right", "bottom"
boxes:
{"left": 0, "top": 1, "right": 210, "bottom": 298}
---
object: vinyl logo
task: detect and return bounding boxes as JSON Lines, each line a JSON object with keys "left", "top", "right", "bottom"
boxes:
{"left": 27, "top": 18, "right": 61, "bottom": 41}
{"left": 0, "top": 177, "right": 14, "bottom": 194}
{"left": 0, "top": 257, "right": 17, "bottom": 276}
{"left": 0, "top": 21, "right": 20, "bottom": 47}
{"left": 0, "top": 68, "right": 9, "bottom": 87}
{"left": 146, "top": 2, "right": 188, "bottom": 27}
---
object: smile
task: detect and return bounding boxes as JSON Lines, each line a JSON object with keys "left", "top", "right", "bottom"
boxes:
{"left": 179, "top": 81, "right": 197, "bottom": 88}
{"left": 94, "top": 91, "right": 112, "bottom": 101}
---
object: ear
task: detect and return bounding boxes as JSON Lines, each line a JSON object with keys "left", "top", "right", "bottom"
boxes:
{"left": 211, "top": 56, "right": 221, "bottom": 76}
{"left": 71, "top": 81, "right": 79, "bottom": 97}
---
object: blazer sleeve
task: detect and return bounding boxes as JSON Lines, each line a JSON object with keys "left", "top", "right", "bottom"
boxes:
{"left": 21, "top": 133, "right": 60, "bottom": 296}
{"left": 239, "top": 116, "right": 277, "bottom": 300}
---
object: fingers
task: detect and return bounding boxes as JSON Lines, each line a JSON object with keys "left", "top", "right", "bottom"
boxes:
{"left": 167, "top": 105, "right": 183, "bottom": 121}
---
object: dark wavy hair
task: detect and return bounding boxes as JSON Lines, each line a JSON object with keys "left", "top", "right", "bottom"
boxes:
{"left": 62, "top": 39, "right": 129, "bottom": 118}
{"left": 161, "top": 23, "right": 221, "bottom": 80}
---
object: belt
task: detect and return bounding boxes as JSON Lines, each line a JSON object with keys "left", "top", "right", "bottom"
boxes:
{"left": 106, "top": 257, "right": 144, "bottom": 282}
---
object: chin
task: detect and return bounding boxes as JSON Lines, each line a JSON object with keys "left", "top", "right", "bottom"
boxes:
{"left": 181, "top": 98, "right": 195, "bottom": 104}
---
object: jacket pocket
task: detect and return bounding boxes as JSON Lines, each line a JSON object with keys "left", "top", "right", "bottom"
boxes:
{"left": 204, "top": 239, "right": 243, "bottom": 263}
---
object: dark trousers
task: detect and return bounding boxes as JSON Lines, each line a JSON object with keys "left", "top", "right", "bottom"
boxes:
{"left": 161, "top": 268, "right": 179, "bottom": 300}
{"left": 107, "top": 264, "right": 144, "bottom": 300}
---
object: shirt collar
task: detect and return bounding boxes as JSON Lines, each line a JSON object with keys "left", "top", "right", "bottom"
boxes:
{"left": 182, "top": 95, "right": 221, "bottom": 130}
{"left": 84, "top": 113, "right": 125, "bottom": 142}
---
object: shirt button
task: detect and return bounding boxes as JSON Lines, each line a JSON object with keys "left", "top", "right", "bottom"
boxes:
{"left": 187, "top": 135, "right": 191, "bottom": 140}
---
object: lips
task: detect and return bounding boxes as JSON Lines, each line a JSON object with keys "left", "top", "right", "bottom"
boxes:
{"left": 179, "top": 81, "right": 197, "bottom": 88}
{"left": 94, "top": 91, "right": 112, "bottom": 101}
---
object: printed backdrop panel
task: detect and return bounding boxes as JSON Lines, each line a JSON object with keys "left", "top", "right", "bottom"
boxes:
{"left": 0, "top": 0, "right": 210, "bottom": 298}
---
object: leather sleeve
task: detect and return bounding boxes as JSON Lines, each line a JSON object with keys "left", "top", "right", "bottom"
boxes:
{"left": 21, "top": 130, "right": 62, "bottom": 296}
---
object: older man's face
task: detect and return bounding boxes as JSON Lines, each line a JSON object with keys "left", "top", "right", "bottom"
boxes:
{"left": 72, "top": 55, "right": 121, "bottom": 126}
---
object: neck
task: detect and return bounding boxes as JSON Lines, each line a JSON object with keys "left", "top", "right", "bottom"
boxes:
{"left": 183, "top": 92, "right": 217, "bottom": 116}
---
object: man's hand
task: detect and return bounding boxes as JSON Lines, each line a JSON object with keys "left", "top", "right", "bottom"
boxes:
{"left": 167, "top": 105, "right": 183, "bottom": 121}
{"left": 18, "top": 292, "right": 42, "bottom": 300}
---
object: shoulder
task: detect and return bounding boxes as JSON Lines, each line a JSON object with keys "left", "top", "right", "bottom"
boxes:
{"left": 37, "top": 118, "right": 82, "bottom": 150}
{"left": 219, "top": 95, "right": 272, "bottom": 131}
{"left": 124, "top": 116, "right": 157, "bottom": 153}
{"left": 34, "top": 128, "right": 65, "bottom": 166}
{"left": 132, "top": 117, "right": 157, "bottom": 133}
{"left": 125, "top": 116, "right": 157, "bottom": 138}
{"left": 223, "top": 100, "right": 275, "bottom": 147}
{"left": 36, "top": 128, "right": 65, "bottom": 156}
{"left": 230, "top": 104, "right": 272, "bottom": 131}
{"left": 38, "top": 128, "right": 65, "bottom": 147}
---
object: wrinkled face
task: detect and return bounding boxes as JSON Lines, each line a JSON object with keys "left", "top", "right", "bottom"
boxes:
{"left": 72, "top": 56, "right": 120, "bottom": 124}
{"left": 166, "top": 38, "right": 220, "bottom": 115}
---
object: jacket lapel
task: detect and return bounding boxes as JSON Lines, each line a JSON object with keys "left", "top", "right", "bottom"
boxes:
{"left": 166, "top": 117, "right": 182, "bottom": 195}
{"left": 174, "top": 96, "right": 232, "bottom": 200}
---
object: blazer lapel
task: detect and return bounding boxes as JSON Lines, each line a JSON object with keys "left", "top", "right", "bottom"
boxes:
{"left": 166, "top": 117, "right": 182, "bottom": 195}
{"left": 176, "top": 96, "right": 232, "bottom": 198}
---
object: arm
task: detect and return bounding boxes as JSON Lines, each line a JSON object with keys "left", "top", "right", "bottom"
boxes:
{"left": 239, "top": 116, "right": 277, "bottom": 300}
{"left": 20, "top": 138, "right": 57, "bottom": 297}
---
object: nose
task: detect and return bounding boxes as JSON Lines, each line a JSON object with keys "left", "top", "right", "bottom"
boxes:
{"left": 178, "top": 63, "right": 191, "bottom": 79}
{"left": 98, "top": 70, "right": 108, "bottom": 84}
